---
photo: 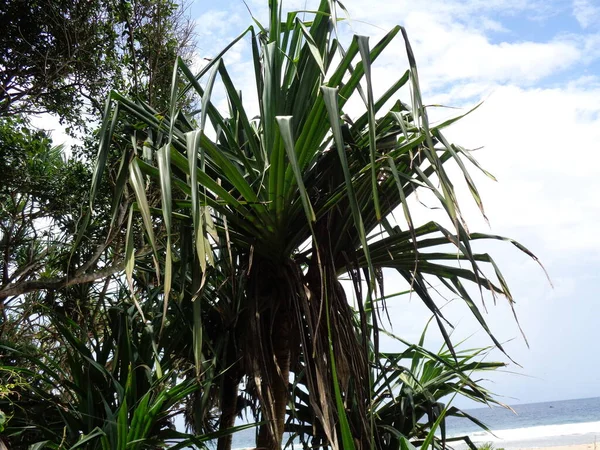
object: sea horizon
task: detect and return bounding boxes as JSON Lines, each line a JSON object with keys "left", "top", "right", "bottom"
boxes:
{"left": 226, "top": 396, "right": 600, "bottom": 449}
{"left": 446, "top": 395, "right": 600, "bottom": 449}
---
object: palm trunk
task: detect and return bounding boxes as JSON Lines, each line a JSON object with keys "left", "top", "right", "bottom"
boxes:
{"left": 217, "top": 372, "right": 239, "bottom": 450}
{"left": 256, "top": 306, "right": 291, "bottom": 450}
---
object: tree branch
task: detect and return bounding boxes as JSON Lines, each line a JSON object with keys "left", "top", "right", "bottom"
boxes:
{"left": 0, "top": 260, "right": 125, "bottom": 301}
{"left": 0, "top": 244, "right": 154, "bottom": 301}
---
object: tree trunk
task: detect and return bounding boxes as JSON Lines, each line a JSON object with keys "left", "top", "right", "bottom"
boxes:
{"left": 217, "top": 372, "right": 240, "bottom": 450}
{"left": 256, "top": 305, "right": 291, "bottom": 450}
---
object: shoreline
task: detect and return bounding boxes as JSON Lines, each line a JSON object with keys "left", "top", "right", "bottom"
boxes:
{"left": 450, "top": 421, "right": 600, "bottom": 450}
{"left": 520, "top": 445, "right": 599, "bottom": 450}
{"left": 448, "top": 428, "right": 600, "bottom": 450}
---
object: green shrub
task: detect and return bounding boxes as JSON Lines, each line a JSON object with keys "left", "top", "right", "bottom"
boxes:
{"left": 478, "top": 443, "right": 505, "bottom": 450}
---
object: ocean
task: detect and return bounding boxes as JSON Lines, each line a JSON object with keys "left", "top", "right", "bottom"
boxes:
{"left": 446, "top": 396, "right": 600, "bottom": 449}
{"left": 228, "top": 396, "right": 600, "bottom": 449}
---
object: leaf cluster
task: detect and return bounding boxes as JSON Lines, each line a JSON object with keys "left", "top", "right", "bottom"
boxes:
{"left": 0, "top": 283, "right": 228, "bottom": 449}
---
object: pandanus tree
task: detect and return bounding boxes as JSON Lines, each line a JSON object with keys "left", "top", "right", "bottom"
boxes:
{"left": 84, "top": 0, "right": 540, "bottom": 448}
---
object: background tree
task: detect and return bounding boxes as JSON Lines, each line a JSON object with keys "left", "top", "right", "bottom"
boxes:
{"left": 120, "top": 0, "right": 196, "bottom": 111}
{"left": 0, "top": 0, "right": 195, "bottom": 129}
{"left": 0, "top": 116, "right": 90, "bottom": 324}
{"left": 0, "top": 0, "right": 204, "bottom": 446}
{"left": 0, "top": 0, "right": 197, "bottom": 304}
{"left": 0, "top": 0, "right": 121, "bottom": 125}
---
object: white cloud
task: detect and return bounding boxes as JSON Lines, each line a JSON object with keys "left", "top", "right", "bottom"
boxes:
{"left": 440, "top": 82, "right": 600, "bottom": 254}
{"left": 334, "top": 0, "right": 552, "bottom": 27}
{"left": 573, "top": 0, "right": 600, "bottom": 28}
{"left": 581, "top": 32, "right": 600, "bottom": 61}
{"left": 478, "top": 17, "right": 509, "bottom": 32}
{"left": 353, "top": 11, "right": 588, "bottom": 92}
{"left": 409, "top": 13, "right": 582, "bottom": 86}
{"left": 194, "top": 10, "right": 244, "bottom": 38}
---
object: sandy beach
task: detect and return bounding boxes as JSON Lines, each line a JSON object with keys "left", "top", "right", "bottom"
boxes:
{"left": 519, "top": 445, "right": 599, "bottom": 450}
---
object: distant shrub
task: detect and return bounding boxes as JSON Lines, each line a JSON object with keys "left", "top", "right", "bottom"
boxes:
{"left": 478, "top": 443, "right": 505, "bottom": 450}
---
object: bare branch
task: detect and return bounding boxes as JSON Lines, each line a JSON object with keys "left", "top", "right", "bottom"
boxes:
{"left": 0, "top": 261, "right": 125, "bottom": 301}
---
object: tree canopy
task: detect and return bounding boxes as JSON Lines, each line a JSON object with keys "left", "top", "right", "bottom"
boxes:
{"left": 0, "top": 0, "right": 195, "bottom": 128}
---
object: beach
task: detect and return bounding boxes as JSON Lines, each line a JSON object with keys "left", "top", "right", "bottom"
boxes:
{"left": 520, "top": 445, "right": 598, "bottom": 450}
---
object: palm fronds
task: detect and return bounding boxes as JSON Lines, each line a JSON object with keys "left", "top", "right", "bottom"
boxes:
{"left": 80, "top": 0, "right": 539, "bottom": 448}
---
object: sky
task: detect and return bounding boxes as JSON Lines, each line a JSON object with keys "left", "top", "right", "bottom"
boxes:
{"left": 186, "top": 0, "right": 600, "bottom": 407}
{"left": 37, "top": 0, "right": 600, "bottom": 408}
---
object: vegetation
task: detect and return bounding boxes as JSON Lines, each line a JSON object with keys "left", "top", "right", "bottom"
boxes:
{"left": 0, "top": 0, "right": 204, "bottom": 448}
{"left": 0, "top": 0, "right": 197, "bottom": 313}
{"left": 0, "top": 0, "right": 539, "bottom": 449}
{"left": 0, "top": 116, "right": 87, "bottom": 292}
{"left": 0, "top": 0, "right": 195, "bottom": 127}
{"left": 80, "top": 0, "right": 538, "bottom": 448}
{"left": 477, "top": 443, "right": 505, "bottom": 450}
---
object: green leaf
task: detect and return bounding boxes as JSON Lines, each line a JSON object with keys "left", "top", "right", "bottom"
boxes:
{"left": 129, "top": 157, "right": 160, "bottom": 281}
{"left": 400, "top": 436, "right": 418, "bottom": 450}
{"left": 322, "top": 86, "right": 375, "bottom": 290}
{"left": 71, "top": 427, "right": 107, "bottom": 449}
{"left": 357, "top": 35, "right": 381, "bottom": 221}
{"left": 157, "top": 144, "right": 173, "bottom": 335}
{"left": 276, "top": 116, "right": 316, "bottom": 223}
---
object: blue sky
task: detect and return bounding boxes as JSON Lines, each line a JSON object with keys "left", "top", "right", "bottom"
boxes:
{"left": 186, "top": 0, "right": 600, "bottom": 407}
